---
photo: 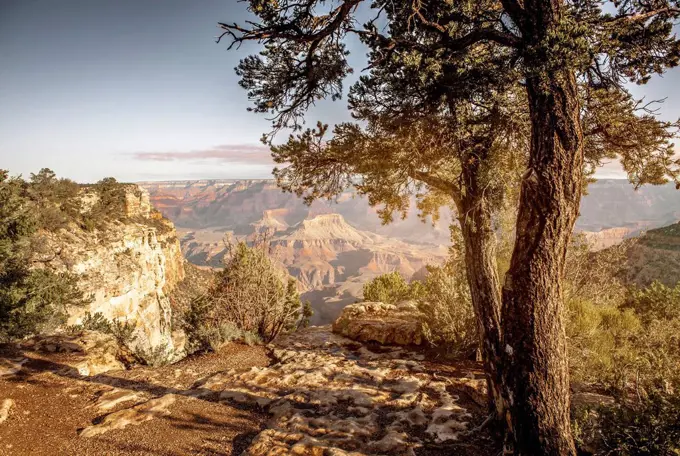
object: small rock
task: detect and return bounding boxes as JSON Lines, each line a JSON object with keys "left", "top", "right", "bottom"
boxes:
{"left": 0, "top": 399, "right": 15, "bottom": 424}
{"left": 80, "top": 394, "right": 176, "bottom": 437}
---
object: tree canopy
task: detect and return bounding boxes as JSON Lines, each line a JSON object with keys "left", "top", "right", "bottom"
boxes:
{"left": 219, "top": 1, "right": 680, "bottom": 453}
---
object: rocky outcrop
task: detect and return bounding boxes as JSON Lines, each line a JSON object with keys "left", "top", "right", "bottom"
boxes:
{"left": 20, "top": 331, "right": 128, "bottom": 376}
{"left": 333, "top": 302, "right": 426, "bottom": 346}
{"left": 271, "top": 214, "right": 447, "bottom": 295}
{"left": 178, "top": 213, "right": 447, "bottom": 325}
{"left": 79, "top": 394, "right": 177, "bottom": 437}
{"left": 201, "top": 327, "right": 485, "bottom": 455}
{"left": 33, "top": 186, "right": 186, "bottom": 357}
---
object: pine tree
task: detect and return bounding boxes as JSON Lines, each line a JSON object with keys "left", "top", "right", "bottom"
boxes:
{"left": 218, "top": 2, "right": 680, "bottom": 453}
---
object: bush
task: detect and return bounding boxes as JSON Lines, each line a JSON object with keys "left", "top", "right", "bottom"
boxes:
{"left": 66, "top": 312, "right": 138, "bottom": 347}
{"left": 134, "top": 343, "right": 174, "bottom": 368}
{"left": 417, "top": 263, "right": 477, "bottom": 357}
{"left": 625, "top": 280, "right": 680, "bottom": 325}
{"left": 566, "top": 298, "right": 643, "bottom": 391}
{"left": 185, "top": 241, "right": 307, "bottom": 347}
{"left": 362, "top": 262, "right": 476, "bottom": 357}
{"left": 66, "top": 311, "right": 112, "bottom": 334}
{"left": 0, "top": 191, "right": 84, "bottom": 340}
{"left": 574, "top": 393, "right": 680, "bottom": 456}
{"left": 363, "top": 271, "right": 417, "bottom": 304}
{"left": 565, "top": 237, "right": 680, "bottom": 454}
{"left": 28, "top": 168, "right": 82, "bottom": 231}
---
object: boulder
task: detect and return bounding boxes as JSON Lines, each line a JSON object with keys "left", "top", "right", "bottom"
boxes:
{"left": 21, "top": 330, "right": 127, "bottom": 376}
{"left": 332, "top": 301, "right": 425, "bottom": 346}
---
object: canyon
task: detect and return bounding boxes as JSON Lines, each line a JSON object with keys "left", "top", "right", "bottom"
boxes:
{"left": 141, "top": 178, "right": 680, "bottom": 323}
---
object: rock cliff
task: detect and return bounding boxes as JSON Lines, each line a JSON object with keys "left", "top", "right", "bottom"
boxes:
{"left": 33, "top": 186, "right": 186, "bottom": 356}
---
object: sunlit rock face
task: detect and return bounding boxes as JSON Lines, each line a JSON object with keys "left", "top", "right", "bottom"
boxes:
{"left": 33, "top": 186, "right": 186, "bottom": 356}
{"left": 332, "top": 301, "right": 426, "bottom": 346}
{"left": 19, "top": 331, "right": 128, "bottom": 376}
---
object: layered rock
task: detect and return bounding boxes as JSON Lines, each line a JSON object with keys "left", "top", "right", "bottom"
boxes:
{"left": 19, "top": 331, "right": 128, "bottom": 376}
{"left": 271, "top": 214, "right": 447, "bottom": 295}
{"left": 177, "top": 213, "right": 447, "bottom": 325}
{"left": 32, "top": 186, "right": 186, "bottom": 356}
{"left": 333, "top": 302, "right": 426, "bottom": 346}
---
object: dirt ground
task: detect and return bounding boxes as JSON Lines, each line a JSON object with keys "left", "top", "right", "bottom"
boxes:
{"left": 0, "top": 330, "right": 500, "bottom": 456}
{"left": 0, "top": 344, "right": 271, "bottom": 456}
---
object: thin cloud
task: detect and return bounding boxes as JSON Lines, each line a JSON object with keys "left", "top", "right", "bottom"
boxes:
{"left": 131, "top": 144, "right": 274, "bottom": 165}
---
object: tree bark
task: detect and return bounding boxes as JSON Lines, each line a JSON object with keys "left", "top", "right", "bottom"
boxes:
{"left": 499, "top": 58, "right": 582, "bottom": 456}
{"left": 459, "top": 197, "right": 506, "bottom": 423}
{"left": 495, "top": 1, "right": 583, "bottom": 453}
{"left": 454, "top": 147, "right": 508, "bottom": 424}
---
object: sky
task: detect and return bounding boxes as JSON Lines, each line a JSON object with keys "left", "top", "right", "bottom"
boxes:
{"left": 1, "top": 0, "right": 679, "bottom": 182}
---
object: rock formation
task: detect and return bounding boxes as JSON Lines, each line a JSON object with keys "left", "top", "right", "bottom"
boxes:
{"left": 333, "top": 302, "right": 426, "bottom": 346}
{"left": 32, "top": 186, "right": 186, "bottom": 356}
{"left": 142, "top": 178, "right": 679, "bottom": 324}
{"left": 178, "top": 213, "right": 447, "bottom": 324}
{"left": 19, "top": 331, "right": 128, "bottom": 376}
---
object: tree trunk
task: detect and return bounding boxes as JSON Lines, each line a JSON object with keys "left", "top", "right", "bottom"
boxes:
{"left": 456, "top": 150, "right": 508, "bottom": 424}
{"left": 460, "top": 199, "right": 506, "bottom": 422}
{"left": 499, "top": 70, "right": 582, "bottom": 455}
{"left": 494, "top": 0, "right": 584, "bottom": 452}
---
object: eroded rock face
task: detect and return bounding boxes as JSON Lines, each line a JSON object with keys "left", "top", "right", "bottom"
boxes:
{"left": 20, "top": 331, "right": 127, "bottom": 376}
{"left": 332, "top": 302, "right": 426, "bottom": 346}
{"left": 33, "top": 185, "right": 186, "bottom": 356}
{"left": 198, "top": 327, "right": 480, "bottom": 455}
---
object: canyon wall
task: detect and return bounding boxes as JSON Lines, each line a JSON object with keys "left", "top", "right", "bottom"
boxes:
{"left": 34, "top": 186, "right": 186, "bottom": 355}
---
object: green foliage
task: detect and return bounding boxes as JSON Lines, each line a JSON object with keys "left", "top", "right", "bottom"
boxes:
{"left": 83, "top": 177, "right": 130, "bottom": 230}
{"left": 298, "top": 300, "right": 313, "bottom": 330}
{"left": 184, "top": 241, "right": 307, "bottom": 349}
{"left": 134, "top": 342, "right": 173, "bottom": 368}
{"left": 567, "top": 298, "right": 643, "bottom": 391}
{"left": 66, "top": 311, "right": 112, "bottom": 334}
{"left": 28, "top": 168, "right": 82, "bottom": 231}
{"left": 417, "top": 263, "right": 478, "bottom": 358}
{"left": 575, "top": 393, "right": 680, "bottom": 456}
{"left": 625, "top": 281, "right": 680, "bottom": 325}
{"left": 66, "top": 312, "right": 138, "bottom": 347}
{"left": 110, "top": 319, "right": 138, "bottom": 347}
{"left": 363, "top": 236, "right": 477, "bottom": 357}
{"left": 565, "top": 239, "right": 680, "bottom": 396}
{"left": 565, "top": 240, "right": 680, "bottom": 454}
{"left": 0, "top": 170, "right": 86, "bottom": 341}
{"left": 362, "top": 271, "right": 418, "bottom": 304}
{"left": 92, "top": 177, "right": 127, "bottom": 215}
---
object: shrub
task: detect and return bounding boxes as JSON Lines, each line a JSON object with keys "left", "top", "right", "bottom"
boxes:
{"left": 28, "top": 168, "right": 82, "bottom": 231}
{"left": 134, "top": 343, "right": 174, "bottom": 368}
{"left": 566, "top": 298, "right": 643, "bottom": 391}
{"left": 417, "top": 263, "right": 477, "bottom": 357}
{"left": 66, "top": 311, "right": 112, "bottom": 334}
{"left": 92, "top": 177, "right": 127, "bottom": 216}
{"left": 565, "top": 237, "right": 680, "bottom": 454}
{"left": 625, "top": 280, "right": 680, "bottom": 325}
{"left": 185, "top": 241, "right": 306, "bottom": 346}
{"left": 574, "top": 393, "right": 680, "bottom": 456}
{"left": 66, "top": 312, "right": 138, "bottom": 347}
{"left": 363, "top": 271, "right": 417, "bottom": 304}
{"left": 362, "top": 263, "right": 476, "bottom": 356}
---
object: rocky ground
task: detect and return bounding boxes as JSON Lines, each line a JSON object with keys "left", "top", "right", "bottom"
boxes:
{"left": 0, "top": 327, "right": 498, "bottom": 456}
